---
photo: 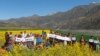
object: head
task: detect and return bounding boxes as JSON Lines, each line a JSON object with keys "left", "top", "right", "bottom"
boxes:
{"left": 81, "top": 35, "right": 84, "bottom": 38}
{"left": 42, "top": 30, "right": 44, "bottom": 32}
{"left": 50, "top": 29, "right": 53, "bottom": 34}
{"left": 80, "top": 35, "right": 85, "bottom": 41}
{"left": 90, "top": 36, "right": 93, "bottom": 39}
{"left": 44, "top": 32, "right": 46, "bottom": 34}
{"left": 39, "top": 35, "right": 42, "bottom": 38}
{"left": 67, "top": 32, "right": 72, "bottom": 37}
{"left": 5, "top": 32, "right": 8, "bottom": 35}
{"left": 96, "top": 37, "right": 99, "bottom": 40}
{"left": 35, "top": 34, "right": 39, "bottom": 38}
{"left": 18, "top": 35, "right": 22, "bottom": 38}
{"left": 63, "top": 34, "right": 66, "bottom": 37}
{"left": 30, "top": 32, "right": 32, "bottom": 34}
{"left": 20, "top": 32, "right": 23, "bottom": 34}
{"left": 14, "top": 34, "right": 18, "bottom": 37}
{"left": 72, "top": 34, "right": 75, "bottom": 37}
{"left": 24, "top": 31, "right": 26, "bottom": 33}
{"left": 9, "top": 32, "right": 12, "bottom": 35}
{"left": 27, "top": 34, "right": 30, "bottom": 37}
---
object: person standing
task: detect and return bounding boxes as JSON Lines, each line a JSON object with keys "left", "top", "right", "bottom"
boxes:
{"left": 36, "top": 34, "right": 43, "bottom": 45}
{"left": 42, "top": 30, "right": 47, "bottom": 42}
{"left": 35, "top": 34, "right": 43, "bottom": 48}
{"left": 4, "top": 32, "right": 9, "bottom": 46}
{"left": 80, "top": 35, "right": 86, "bottom": 46}
{"left": 21, "top": 31, "right": 27, "bottom": 38}
{"left": 72, "top": 34, "right": 76, "bottom": 44}
{"left": 89, "top": 36, "right": 94, "bottom": 50}
{"left": 67, "top": 33, "right": 72, "bottom": 45}
{"left": 6, "top": 32, "right": 13, "bottom": 51}
{"left": 96, "top": 37, "right": 100, "bottom": 52}
{"left": 93, "top": 37, "right": 100, "bottom": 51}
{"left": 26, "top": 34, "right": 34, "bottom": 49}
{"left": 63, "top": 35, "right": 68, "bottom": 46}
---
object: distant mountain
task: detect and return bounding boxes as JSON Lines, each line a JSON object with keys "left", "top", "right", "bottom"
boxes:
{"left": 0, "top": 3, "right": 100, "bottom": 29}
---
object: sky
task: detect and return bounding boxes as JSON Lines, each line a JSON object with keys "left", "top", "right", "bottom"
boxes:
{"left": 0, "top": 0, "right": 100, "bottom": 20}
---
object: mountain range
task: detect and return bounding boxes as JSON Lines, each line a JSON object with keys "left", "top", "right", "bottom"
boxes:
{"left": 0, "top": 3, "right": 100, "bottom": 29}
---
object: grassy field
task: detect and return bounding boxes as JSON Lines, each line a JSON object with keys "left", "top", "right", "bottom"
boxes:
{"left": 0, "top": 29, "right": 100, "bottom": 56}
{"left": 0, "top": 42, "right": 100, "bottom": 56}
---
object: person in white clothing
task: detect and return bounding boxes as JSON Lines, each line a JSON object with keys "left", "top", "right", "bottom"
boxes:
{"left": 72, "top": 34, "right": 76, "bottom": 44}
{"left": 63, "top": 35, "right": 68, "bottom": 46}
{"left": 67, "top": 33, "right": 72, "bottom": 45}
{"left": 29, "top": 32, "right": 33, "bottom": 36}
{"left": 14, "top": 34, "right": 18, "bottom": 44}
{"left": 20, "top": 31, "right": 27, "bottom": 38}
{"left": 15, "top": 34, "right": 22, "bottom": 45}
{"left": 93, "top": 37, "right": 100, "bottom": 51}
{"left": 48, "top": 32, "right": 55, "bottom": 46}
{"left": 26, "top": 34, "right": 34, "bottom": 49}
{"left": 89, "top": 36, "right": 94, "bottom": 50}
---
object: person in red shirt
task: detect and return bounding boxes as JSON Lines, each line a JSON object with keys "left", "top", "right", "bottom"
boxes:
{"left": 80, "top": 35, "right": 86, "bottom": 46}
{"left": 4, "top": 32, "right": 9, "bottom": 46}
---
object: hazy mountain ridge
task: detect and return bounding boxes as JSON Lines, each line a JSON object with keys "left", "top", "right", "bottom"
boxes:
{"left": 0, "top": 3, "right": 100, "bottom": 29}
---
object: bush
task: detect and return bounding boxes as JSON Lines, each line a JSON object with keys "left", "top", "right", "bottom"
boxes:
{"left": 1, "top": 42, "right": 99, "bottom": 56}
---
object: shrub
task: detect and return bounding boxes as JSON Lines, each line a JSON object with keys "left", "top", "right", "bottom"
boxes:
{"left": 3, "top": 42, "right": 98, "bottom": 56}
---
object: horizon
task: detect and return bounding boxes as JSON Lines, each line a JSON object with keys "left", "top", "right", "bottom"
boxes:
{"left": 0, "top": 0, "right": 100, "bottom": 20}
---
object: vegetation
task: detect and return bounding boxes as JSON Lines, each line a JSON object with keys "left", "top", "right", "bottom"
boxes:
{"left": 0, "top": 43, "right": 100, "bottom": 56}
{"left": 0, "top": 30, "right": 100, "bottom": 56}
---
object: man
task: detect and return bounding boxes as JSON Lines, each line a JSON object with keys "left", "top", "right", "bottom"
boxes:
{"left": 89, "top": 36, "right": 94, "bottom": 50}
{"left": 72, "top": 34, "right": 76, "bottom": 44}
{"left": 42, "top": 30, "right": 47, "bottom": 42}
{"left": 93, "top": 37, "right": 99, "bottom": 51}
{"left": 21, "top": 31, "right": 27, "bottom": 38}
{"left": 4, "top": 32, "right": 9, "bottom": 46}
{"left": 80, "top": 35, "right": 86, "bottom": 46}
{"left": 67, "top": 33, "right": 72, "bottom": 45}
{"left": 6, "top": 32, "right": 13, "bottom": 51}
{"left": 26, "top": 34, "right": 34, "bottom": 49}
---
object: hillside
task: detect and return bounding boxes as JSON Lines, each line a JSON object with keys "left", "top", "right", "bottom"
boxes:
{"left": 0, "top": 3, "right": 100, "bottom": 29}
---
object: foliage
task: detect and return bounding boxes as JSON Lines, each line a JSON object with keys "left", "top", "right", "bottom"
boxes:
{"left": 0, "top": 43, "right": 100, "bottom": 56}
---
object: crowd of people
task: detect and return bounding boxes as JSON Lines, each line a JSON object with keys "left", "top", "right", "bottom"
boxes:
{"left": 1, "top": 30, "right": 100, "bottom": 52}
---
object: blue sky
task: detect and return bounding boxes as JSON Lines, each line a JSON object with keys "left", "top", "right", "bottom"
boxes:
{"left": 0, "top": 0, "right": 99, "bottom": 20}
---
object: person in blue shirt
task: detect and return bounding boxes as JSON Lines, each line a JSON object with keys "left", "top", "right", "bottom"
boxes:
{"left": 36, "top": 34, "right": 43, "bottom": 45}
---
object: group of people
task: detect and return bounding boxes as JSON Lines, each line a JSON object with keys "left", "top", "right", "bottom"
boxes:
{"left": 88, "top": 36, "right": 100, "bottom": 51}
{"left": 1, "top": 30, "right": 100, "bottom": 52}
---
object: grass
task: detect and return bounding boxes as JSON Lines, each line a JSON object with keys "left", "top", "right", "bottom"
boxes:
{"left": 0, "top": 42, "right": 100, "bottom": 56}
